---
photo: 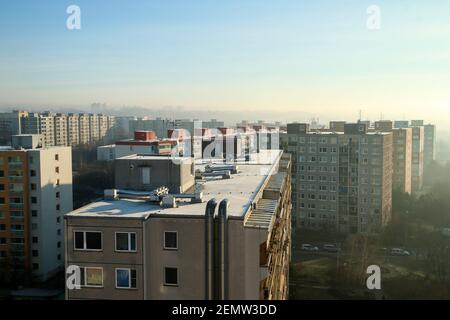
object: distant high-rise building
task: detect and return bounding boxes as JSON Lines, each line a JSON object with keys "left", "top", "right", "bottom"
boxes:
{"left": 78, "top": 113, "right": 90, "bottom": 145}
{"left": 423, "top": 124, "right": 436, "bottom": 167}
{"left": 285, "top": 122, "right": 393, "bottom": 233}
{"left": 67, "top": 113, "right": 80, "bottom": 146}
{"left": 0, "top": 111, "right": 27, "bottom": 145}
{"left": 1, "top": 111, "right": 116, "bottom": 148}
{"left": 88, "top": 114, "right": 100, "bottom": 142}
{"left": 21, "top": 112, "right": 55, "bottom": 147}
{"left": 392, "top": 128, "right": 413, "bottom": 194}
{"left": 394, "top": 121, "right": 409, "bottom": 129}
{"left": 374, "top": 120, "right": 393, "bottom": 132}
{"left": 54, "top": 113, "right": 68, "bottom": 146}
{"left": 329, "top": 121, "right": 346, "bottom": 132}
{"left": 411, "top": 126, "right": 424, "bottom": 193}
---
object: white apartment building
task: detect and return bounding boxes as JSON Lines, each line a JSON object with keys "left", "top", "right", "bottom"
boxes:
{"left": 54, "top": 113, "right": 68, "bottom": 146}
{"left": 27, "top": 144, "right": 73, "bottom": 280}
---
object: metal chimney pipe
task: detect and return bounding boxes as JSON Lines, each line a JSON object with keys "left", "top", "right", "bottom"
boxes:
{"left": 217, "top": 199, "right": 229, "bottom": 300}
{"left": 205, "top": 198, "right": 217, "bottom": 300}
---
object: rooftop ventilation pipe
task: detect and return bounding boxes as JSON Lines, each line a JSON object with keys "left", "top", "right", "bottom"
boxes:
{"left": 205, "top": 198, "right": 217, "bottom": 300}
{"left": 215, "top": 199, "right": 229, "bottom": 300}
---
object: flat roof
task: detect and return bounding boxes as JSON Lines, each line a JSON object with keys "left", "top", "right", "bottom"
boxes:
{"left": 116, "top": 154, "right": 190, "bottom": 160}
{"left": 66, "top": 150, "right": 283, "bottom": 219}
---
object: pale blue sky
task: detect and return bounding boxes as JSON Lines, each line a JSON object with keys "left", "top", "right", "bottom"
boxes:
{"left": 1, "top": 1, "right": 450, "bottom": 124}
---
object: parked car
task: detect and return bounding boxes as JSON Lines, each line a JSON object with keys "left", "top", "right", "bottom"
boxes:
{"left": 301, "top": 244, "right": 319, "bottom": 251}
{"left": 390, "top": 248, "right": 410, "bottom": 256}
{"left": 323, "top": 244, "right": 340, "bottom": 253}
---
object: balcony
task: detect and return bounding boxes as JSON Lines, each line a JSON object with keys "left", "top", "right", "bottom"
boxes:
{"left": 10, "top": 230, "right": 24, "bottom": 236}
{"left": 8, "top": 176, "right": 23, "bottom": 182}
{"left": 8, "top": 162, "right": 23, "bottom": 168}
{"left": 9, "top": 203, "right": 23, "bottom": 210}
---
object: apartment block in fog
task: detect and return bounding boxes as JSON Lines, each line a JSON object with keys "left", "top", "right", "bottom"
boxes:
{"left": 54, "top": 113, "right": 68, "bottom": 146}
{"left": 285, "top": 122, "right": 393, "bottom": 234}
{"left": 78, "top": 113, "right": 90, "bottom": 145}
{"left": 423, "top": 124, "right": 436, "bottom": 167}
{"left": 411, "top": 126, "right": 424, "bottom": 193}
{"left": 0, "top": 111, "right": 27, "bottom": 145}
{"left": 392, "top": 128, "right": 413, "bottom": 194}
{"left": 0, "top": 135, "right": 73, "bottom": 281}
{"left": 373, "top": 121, "right": 413, "bottom": 194}
{"left": 65, "top": 150, "right": 291, "bottom": 300}
{"left": 67, "top": 113, "right": 80, "bottom": 146}
{"left": 21, "top": 112, "right": 55, "bottom": 147}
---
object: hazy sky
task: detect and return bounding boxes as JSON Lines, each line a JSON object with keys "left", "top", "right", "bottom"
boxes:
{"left": 1, "top": 1, "right": 450, "bottom": 126}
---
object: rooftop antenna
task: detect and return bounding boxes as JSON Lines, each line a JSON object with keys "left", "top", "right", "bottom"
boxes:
{"left": 358, "top": 110, "right": 362, "bottom": 122}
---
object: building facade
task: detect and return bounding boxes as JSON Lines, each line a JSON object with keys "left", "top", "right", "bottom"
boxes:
{"left": 65, "top": 150, "right": 291, "bottom": 300}
{"left": 392, "top": 128, "right": 413, "bottom": 194}
{"left": 286, "top": 123, "right": 393, "bottom": 233}
{"left": 411, "top": 126, "right": 424, "bottom": 193}
{"left": 0, "top": 136, "right": 73, "bottom": 282}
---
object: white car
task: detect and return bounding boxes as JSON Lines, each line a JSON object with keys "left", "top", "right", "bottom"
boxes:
{"left": 301, "top": 244, "right": 319, "bottom": 251}
{"left": 390, "top": 248, "right": 410, "bottom": 256}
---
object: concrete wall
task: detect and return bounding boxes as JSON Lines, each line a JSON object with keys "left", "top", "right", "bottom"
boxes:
{"left": 30, "top": 147, "right": 73, "bottom": 281}
{"left": 65, "top": 217, "right": 145, "bottom": 300}
{"left": 114, "top": 158, "right": 194, "bottom": 193}
{"left": 145, "top": 216, "right": 206, "bottom": 300}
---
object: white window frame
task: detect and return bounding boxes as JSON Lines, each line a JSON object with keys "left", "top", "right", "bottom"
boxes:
{"left": 73, "top": 231, "right": 103, "bottom": 251}
{"left": 163, "top": 231, "right": 178, "bottom": 250}
{"left": 80, "top": 267, "right": 104, "bottom": 288}
{"left": 115, "top": 268, "right": 137, "bottom": 289}
{"left": 164, "top": 266, "right": 179, "bottom": 287}
{"left": 115, "top": 232, "right": 137, "bottom": 252}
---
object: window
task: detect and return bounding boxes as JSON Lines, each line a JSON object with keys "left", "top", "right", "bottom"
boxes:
{"left": 30, "top": 170, "right": 36, "bottom": 177}
{"left": 56, "top": 204, "right": 60, "bottom": 211}
{"left": 0, "top": 198, "right": 4, "bottom": 204}
{"left": 56, "top": 192, "right": 60, "bottom": 199}
{"left": 80, "top": 267, "right": 103, "bottom": 287}
{"left": 116, "top": 268, "right": 137, "bottom": 289}
{"left": 56, "top": 217, "right": 61, "bottom": 223}
{"left": 0, "top": 238, "right": 6, "bottom": 245}
{"left": 115, "top": 232, "right": 136, "bottom": 252}
{"left": 164, "top": 231, "right": 178, "bottom": 250}
{"left": 32, "top": 263, "right": 39, "bottom": 270}
{"left": 32, "top": 250, "right": 39, "bottom": 257}
{"left": 164, "top": 267, "right": 178, "bottom": 286}
{"left": 0, "top": 184, "right": 4, "bottom": 191}
{"left": 56, "top": 179, "right": 60, "bottom": 186}
{"left": 0, "top": 170, "right": 3, "bottom": 177}
{"left": 32, "top": 237, "right": 38, "bottom": 244}
{"left": 74, "top": 231, "right": 102, "bottom": 250}
{"left": 55, "top": 154, "right": 59, "bottom": 161}
{"left": 55, "top": 167, "right": 59, "bottom": 174}
{"left": 31, "top": 197, "right": 37, "bottom": 204}
{"left": 31, "top": 210, "right": 38, "bottom": 217}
